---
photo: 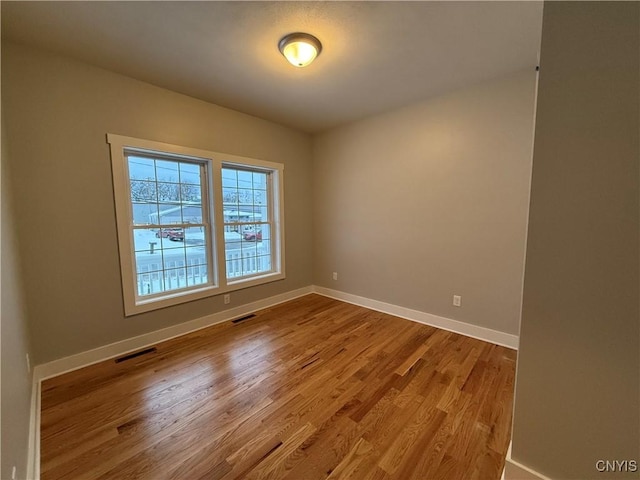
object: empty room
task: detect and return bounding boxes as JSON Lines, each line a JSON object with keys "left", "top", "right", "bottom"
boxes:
{"left": 1, "top": 2, "right": 638, "bottom": 480}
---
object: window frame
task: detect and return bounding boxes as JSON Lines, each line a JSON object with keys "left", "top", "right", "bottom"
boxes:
{"left": 222, "top": 163, "right": 279, "bottom": 285}
{"left": 108, "top": 134, "right": 285, "bottom": 316}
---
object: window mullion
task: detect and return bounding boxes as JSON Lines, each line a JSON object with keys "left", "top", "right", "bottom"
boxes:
{"left": 267, "top": 171, "right": 277, "bottom": 273}
{"left": 211, "top": 158, "right": 228, "bottom": 287}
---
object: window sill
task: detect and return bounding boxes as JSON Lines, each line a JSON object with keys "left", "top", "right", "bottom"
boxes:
{"left": 125, "top": 271, "right": 285, "bottom": 316}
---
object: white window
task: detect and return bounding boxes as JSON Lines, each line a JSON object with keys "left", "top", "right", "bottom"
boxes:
{"left": 108, "top": 134, "right": 285, "bottom": 315}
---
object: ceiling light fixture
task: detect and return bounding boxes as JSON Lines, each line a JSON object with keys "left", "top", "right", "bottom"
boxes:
{"left": 278, "top": 32, "right": 322, "bottom": 68}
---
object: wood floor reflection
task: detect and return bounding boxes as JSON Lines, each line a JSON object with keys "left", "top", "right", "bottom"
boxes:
{"left": 40, "top": 294, "right": 516, "bottom": 480}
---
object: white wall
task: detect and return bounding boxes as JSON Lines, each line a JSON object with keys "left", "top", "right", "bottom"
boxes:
{"left": 312, "top": 70, "right": 537, "bottom": 336}
{"left": 511, "top": 3, "right": 639, "bottom": 478}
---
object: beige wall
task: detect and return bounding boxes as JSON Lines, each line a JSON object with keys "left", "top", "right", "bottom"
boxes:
{"left": 2, "top": 42, "right": 313, "bottom": 364}
{"left": 511, "top": 2, "right": 639, "bottom": 479}
{"left": 312, "top": 70, "right": 537, "bottom": 335}
{"left": 1, "top": 114, "right": 34, "bottom": 479}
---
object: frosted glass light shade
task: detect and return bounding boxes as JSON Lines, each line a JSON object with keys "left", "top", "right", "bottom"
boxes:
{"left": 278, "top": 33, "right": 322, "bottom": 67}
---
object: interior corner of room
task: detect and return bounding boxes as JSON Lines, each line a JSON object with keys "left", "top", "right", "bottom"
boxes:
{"left": 1, "top": 2, "right": 638, "bottom": 480}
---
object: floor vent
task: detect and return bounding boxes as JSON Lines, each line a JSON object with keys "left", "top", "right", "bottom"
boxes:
{"left": 232, "top": 314, "right": 256, "bottom": 324}
{"left": 115, "top": 347, "right": 157, "bottom": 363}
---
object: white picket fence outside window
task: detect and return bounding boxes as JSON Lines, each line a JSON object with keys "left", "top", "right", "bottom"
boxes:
{"left": 136, "top": 249, "right": 270, "bottom": 296}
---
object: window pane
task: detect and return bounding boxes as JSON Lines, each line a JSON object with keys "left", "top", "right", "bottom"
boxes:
{"left": 256, "top": 255, "right": 272, "bottom": 273}
{"left": 130, "top": 180, "right": 157, "bottom": 202}
{"left": 237, "top": 169, "right": 252, "bottom": 185}
{"left": 226, "top": 255, "right": 242, "bottom": 279}
{"left": 155, "top": 205, "right": 181, "bottom": 224}
{"left": 163, "top": 267, "right": 187, "bottom": 291}
{"left": 129, "top": 156, "right": 156, "bottom": 181}
{"left": 238, "top": 188, "right": 254, "bottom": 205}
{"left": 258, "top": 204, "right": 268, "bottom": 223}
{"left": 137, "top": 271, "right": 164, "bottom": 296}
{"left": 246, "top": 237, "right": 259, "bottom": 255}
{"left": 179, "top": 162, "right": 201, "bottom": 185}
{"left": 159, "top": 231, "right": 185, "bottom": 250}
{"left": 224, "top": 207, "right": 247, "bottom": 225}
{"left": 162, "top": 247, "right": 186, "bottom": 270}
{"left": 239, "top": 223, "right": 262, "bottom": 242}
{"left": 252, "top": 171, "right": 267, "bottom": 189}
{"left": 133, "top": 228, "right": 159, "bottom": 252}
{"left": 135, "top": 255, "right": 163, "bottom": 276}
{"left": 256, "top": 225, "right": 272, "bottom": 273}
{"left": 254, "top": 189, "right": 267, "bottom": 205}
{"left": 225, "top": 237, "right": 242, "bottom": 260}
{"left": 184, "top": 226, "right": 206, "bottom": 247}
{"left": 185, "top": 246, "right": 206, "bottom": 264}
{"left": 222, "top": 168, "right": 237, "bottom": 188}
{"left": 223, "top": 187, "right": 239, "bottom": 207}
{"left": 156, "top": 160, "right": 179, "bottom": 182}
{"left": 180, "top": 184, "right": 201, "bottom": 203}
{"left": 186, "top": 262, "right": 208, "bottom": 287}
{"left": 157, "top": 183, "right": 181, "bottom": 203}
{"left": 258, "top": 224, "right": 271, "bottom": 255}
{"left": 225, "top": 231, "right": 242, "bottom": 247}
{"left": 132, "top": 202, "right": 158, "bottom": 226}
{"left": 181, "top": 205, "right": 203, "bottom": 224}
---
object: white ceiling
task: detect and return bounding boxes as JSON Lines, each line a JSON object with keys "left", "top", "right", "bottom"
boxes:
{"left": 1, "top": 1, "right": 543, "bottom": 133}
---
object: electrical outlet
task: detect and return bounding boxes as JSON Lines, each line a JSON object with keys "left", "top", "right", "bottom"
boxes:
{"left": 12, "top": 466, "right": 16, "bottom": 480}
{"left": 332, "top": 272, "right": 338, "bottom": 281}
{"left": 26, "top": 354, "right": 31, "bottom": 373}
{"left": 223, "top": 294, "right": 231, "bottom": 305}
{"left": 453, "top": 295, "right": 462, "bottom": 307}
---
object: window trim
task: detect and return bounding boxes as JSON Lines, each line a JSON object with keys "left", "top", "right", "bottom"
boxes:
{"left": 127, "top": 155, "right": 216, "bottom": 305}
{"left": 221, "top": 162, "right": 283, "bottom": 285}
{"left": 108, "top": 134, "right": 285, "bottom": 316}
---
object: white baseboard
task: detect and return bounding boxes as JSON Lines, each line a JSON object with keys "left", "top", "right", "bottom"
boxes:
{"left": 34, "top": 286, "right": 313, "bottom": 381}
{"left": 502, "top": 442, "right": 552, "bottom": 480}
{"left": 312, "top": 286, "right": 519, "bottom": 350}
{"left": 504, "top": 459, "right": 551, "bottom": 480}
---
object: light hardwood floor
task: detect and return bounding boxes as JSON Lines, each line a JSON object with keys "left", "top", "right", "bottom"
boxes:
{"left": 41, "top": 294, "right": 516, "bottom": 480}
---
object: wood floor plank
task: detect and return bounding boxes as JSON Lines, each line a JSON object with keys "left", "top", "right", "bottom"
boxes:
{"left": 40, "top": 294, "right": 516, "bottom": 480}
{"left": 244, "top": 422, "right": 317, "bottom": 480}
{"left": 326, "top": 437, "right": 374, "bottom": 480}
